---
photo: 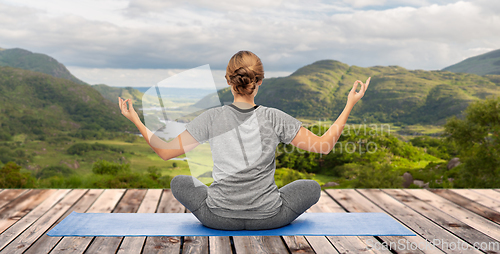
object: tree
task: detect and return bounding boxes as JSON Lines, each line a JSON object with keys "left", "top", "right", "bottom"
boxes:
{"left": 442, "top": 97, "right": 500, "bottom": 187}
{"left": 0, "top": 162, "right": 37, "bottom": 188}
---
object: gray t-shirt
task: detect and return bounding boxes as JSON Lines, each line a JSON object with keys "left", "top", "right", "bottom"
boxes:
{"left": 184, "top": 103, "right": 302, "bottom": 219}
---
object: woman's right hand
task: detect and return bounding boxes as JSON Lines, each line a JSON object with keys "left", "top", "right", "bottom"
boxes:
{"left": 347, "top": 77, "right": 371, "bottom": 106}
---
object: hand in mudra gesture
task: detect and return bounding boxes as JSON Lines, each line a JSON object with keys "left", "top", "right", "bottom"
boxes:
{"left": 347, "top": 77, "right": 371, "bottom": 106}
{"left": 118, "top": 97, "right": 140, "bottom": 123}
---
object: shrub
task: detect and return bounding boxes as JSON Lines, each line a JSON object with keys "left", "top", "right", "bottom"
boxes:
{"left": 67, "top": 143, "right": 91, "bottom": 155}
{"left": 0, "top": 162, "right": 37, "bottom": 188}
{"left": 343, "top": 163, "right": 403, "bottom": 188}
{"left": 125, "top": 135, "right": 137, "bottom": 143}
{"left": 36, "top": 165, "right": 75, "bottom": 179}
{"left": 67, "top": 142, "right": 124, "bottom": 155}
{"left": 0, "top": 147, "right": 15, "bottom": 164}
{"left": 274, "top": 167, "right": 313, "bottom": 188}
{"left": 92, "top": 159, "right": 130, "bottom": 175}
{"left": 147, "top": 166, "right": 162, "bottom": 180}
{"left": 47, "top": 135, "right": 72, "bottom": 145}
{"left": 0, "top": 129, "right": 12, "bottom": 141}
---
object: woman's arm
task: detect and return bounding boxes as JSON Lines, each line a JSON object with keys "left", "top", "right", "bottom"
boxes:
{"left": 134, "top": 120, "right": 200, "bottom": 161}
{"left": 290, "top": 77, "right": 370, "bottom": 154}
{"left": 290, "top": 103, "right": 353, "bottom": 154}
{"left": 119, "top": 97, "right": 200, "bottom": 161}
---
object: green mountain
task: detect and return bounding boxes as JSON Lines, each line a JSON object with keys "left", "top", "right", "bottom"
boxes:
{"left": 0, "top": 66, "right": 137, "bottom": 140}
{"left": 0, "top": 48, "right": 86, "bottom": 85}
{"left": 213, "top": 60, "right": 500, "bottom": 125}
{"left": 443, "top": 49, "right": 500, "bottom": 75}
{"left": 2, "top": 45, "right": 500, "bottom": 142}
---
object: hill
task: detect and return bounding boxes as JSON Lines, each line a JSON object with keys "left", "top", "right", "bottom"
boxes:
{"left": 0, "top": 66, "right": 138, "bottom": 141}
{"left": 443, "top": 48, "right": 500, "bottom": 75}
{"left": 0, "top": 48, "right": 86, "bottom": 85}
{"left": 212, "top": 60, "right": 500, "bottom": 125}
{"left": 91, "top": 84, "right": 150, "bottom": 109}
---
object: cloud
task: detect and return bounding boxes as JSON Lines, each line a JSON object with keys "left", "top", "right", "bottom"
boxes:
{"left": 125, "top": 0, "right": 285, "bottom": 16}
{"left": 0, "top": 0, "right": 499, "bottom": 73}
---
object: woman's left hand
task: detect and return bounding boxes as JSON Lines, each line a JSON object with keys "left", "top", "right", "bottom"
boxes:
{"left": 118, "top": 97, "right": 140, "bottom": 124}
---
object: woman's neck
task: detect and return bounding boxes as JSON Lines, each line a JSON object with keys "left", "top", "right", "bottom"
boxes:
{"left": 233, "top": 97, "right": 256, "bottom": 108}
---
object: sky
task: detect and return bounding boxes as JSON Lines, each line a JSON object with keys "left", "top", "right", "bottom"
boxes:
{"left": 1, "top": 0, "right": 499, "bottom": 88}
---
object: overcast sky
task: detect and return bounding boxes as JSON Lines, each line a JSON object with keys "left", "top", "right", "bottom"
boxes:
{"left": 1, "top": 0, "right": 499, "bottom": 88}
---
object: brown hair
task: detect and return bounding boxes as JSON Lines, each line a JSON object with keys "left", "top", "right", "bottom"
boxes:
{"left": 225, "top": 51, "right": 264, "bottom": 96}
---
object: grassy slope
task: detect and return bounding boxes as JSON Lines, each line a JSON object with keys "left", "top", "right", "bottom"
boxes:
{"left": 443, "top": 48, "right": 500, "bottom": 75}
{"left": 0, "top": 48, "right": 86, "bottom": 85}
{"left": 211, "top": 60, "right": 500, "bottom": 126}
{"left": 0, "top": 66, "right": 137, "bottom": 138}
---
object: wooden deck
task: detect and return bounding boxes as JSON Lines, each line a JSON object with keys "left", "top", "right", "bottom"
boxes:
{"left": 1, "top": 189, "right": 500, "bottom": 254}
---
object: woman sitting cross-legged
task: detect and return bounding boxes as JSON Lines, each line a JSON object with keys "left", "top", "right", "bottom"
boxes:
{"left": 118, "top": 50, "right": 370, "bottom": 230}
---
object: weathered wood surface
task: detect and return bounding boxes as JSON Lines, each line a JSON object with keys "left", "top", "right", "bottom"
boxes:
{"left": 325, "top": 189, "right": 445, "bottom": 254}
{"left": 49, "top": 189, "right": 126, "bottom": 254}
{"left": 0, "top": 188, "right": 499, "bottom": 254}
{"left": 142, "top": 189, "right": 183, "bottom": 254}
{"left": 117, "top": 189, "right": 162, "bottom": 254}
{"left": 24, "top": 189, "right": 104, "bottom": 254}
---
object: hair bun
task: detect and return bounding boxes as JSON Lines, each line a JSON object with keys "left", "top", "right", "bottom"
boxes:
{"left": 225, "top": 51, "right": 264, "bottom": 96}
{"left": 229, "top": 66, "right": 257, "bottom": 95}
{"left": 233, "top": 67, "right": 256, "bottom": 85}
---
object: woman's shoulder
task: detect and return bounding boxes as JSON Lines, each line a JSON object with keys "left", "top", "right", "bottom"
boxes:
{"left": 259, "top": 106, "right": 292, "bottom": 118}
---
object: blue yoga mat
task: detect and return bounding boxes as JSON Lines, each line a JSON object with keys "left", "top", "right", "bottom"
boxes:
{"left": 47, "top": 211, "right": 415, "bottom": 237}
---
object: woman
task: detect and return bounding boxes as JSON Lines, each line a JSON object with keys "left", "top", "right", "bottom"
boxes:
{"left": 118, "top": 50, "right": 370, "bottom": 230}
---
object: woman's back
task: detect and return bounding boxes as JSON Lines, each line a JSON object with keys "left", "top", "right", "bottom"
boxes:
{"left": 184, "top": 103, "right": 302, "bottom": 219}
{"left": 120, "top": 50, "right": 369, "bottom": 230}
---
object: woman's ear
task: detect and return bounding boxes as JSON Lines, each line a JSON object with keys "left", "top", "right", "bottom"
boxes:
{"left": 257, "top": 79, "right": 263, "bottom": 86}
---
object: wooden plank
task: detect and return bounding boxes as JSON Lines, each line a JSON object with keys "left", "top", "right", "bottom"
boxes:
{"left": 325, "top": 189, "right": 444, "bottom": 254}
{"left": 49, "top": 189, "right": 126, "bottom": 254}
{"left": 0, "top": 189, "right": 57, "bottom": 233}
{"left": 209, "top": 236, "right": 233, "bottom": 254}
{"left": 0, "top": 189, "right": 28, "bottom": 210}
{"left": 23, "top": 189, "right": 104, "bottom": 254}
{"left": 282, "top": 236, "right": 315, "bottom": 254}
{"left": 471, "top": 189, "right": 500, "bottom": 203}
{"left": 384, "top": 189, "right": 500, "bottom": 254}
{"left": 406, "top": 189, "right": 500, "bottom": 243}
{"left": 302, "top": 191, "right": 339, "bottom": 254}
{"left": 202, "top": 208, "right": 231, "bottom": 254}
{"left": 232, "top": 235, "right": 289, "bottom": 254}
{"left": 0, "top": 189, "right": 88, "bottom": 254}
{"left": 309, "top": 190, "right": 385, "bottom": 254}
{"left": 452, "top": 189, "right": 500, "bottom": 213}
{"left": 357, "top": 189, "right": 483, "bottom": 254}
{"left": 430, "top": 189, "right": 500, "bottom": 224}
{"left": 85, "top": 189, "right": 147, "bottom": 254}
{"left": 142, "top": 189, "right": 184, "bottom": 254}
{"left": 183, "top": 208, "right": 209, "bottom": 254}
{"left": 0, "top": 189, "right": 70, "bottom": 251}
{"left": 199, "top": 209, "right": 231, "bottom": 253}
{"left": 116, "top": 189, "right": 162, "bottom": 254}
{"left": 182, "top": 235, "right": 209, "bottom": 254}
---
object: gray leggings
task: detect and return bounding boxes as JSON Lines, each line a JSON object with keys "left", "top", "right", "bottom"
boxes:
{"left": 170, "top": 175, "right": 321, "bottom": 230}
